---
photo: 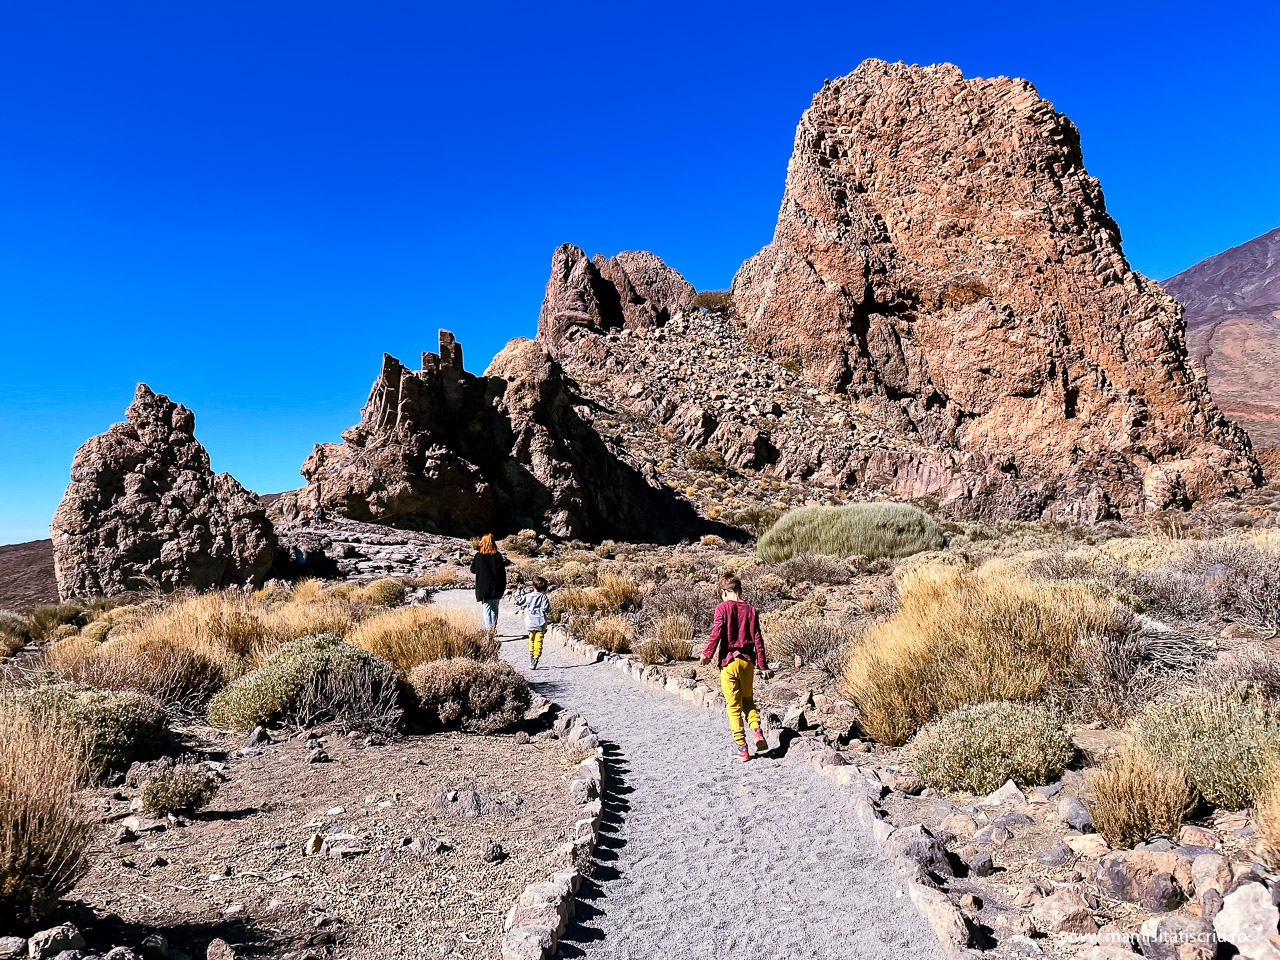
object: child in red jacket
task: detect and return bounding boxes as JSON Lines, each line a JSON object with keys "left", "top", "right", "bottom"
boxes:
{"left": 700, "top": 574, "right": 772, "bottom": 762}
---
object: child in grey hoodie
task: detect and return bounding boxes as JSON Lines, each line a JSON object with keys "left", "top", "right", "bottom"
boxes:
{"left": 514, "top": 576, "right": 551, "bottom": 669}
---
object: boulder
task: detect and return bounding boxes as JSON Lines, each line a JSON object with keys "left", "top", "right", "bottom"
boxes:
{"left": 1138, "top": 914, "right": 1218, "bottom": 960}
{"left": 1032, "top": 887, "right": 1098, "bottom": 935}
{"left": 1213, "top": 883, "right": 1280, "bottom": 960}
{"left": 730, "top": 59, "right": 1258, "bottom": 519}
{"left": 1097, "top": 850, "right": 1192, "bottom": 911}
{"left": 27, "top": 926, "right": 84, "bottom": 960}
{"left": 51, "top": 385, "right": 276, "bottom": 598}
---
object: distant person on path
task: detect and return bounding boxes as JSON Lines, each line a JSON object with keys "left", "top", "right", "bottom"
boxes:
{"left": 313, "top": 503, "right": 325, "bottom": 527}
{"left": 470, "top": 534, "right": 507, "bottom": 640}
{"left": 700, "top": 574, "right": 772, "bottom": 762}
{"left": 514, "top": 576, "right": 551, "bottom": 670}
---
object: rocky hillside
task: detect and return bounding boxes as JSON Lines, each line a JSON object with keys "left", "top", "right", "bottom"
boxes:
{"left": 541, "top": 60, "right": 1260, "bottom": 522}
{"left": 1164, "top": 226, "right": 1280, "bottom": 445}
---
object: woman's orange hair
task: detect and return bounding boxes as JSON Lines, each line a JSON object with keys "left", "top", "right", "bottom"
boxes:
{"left": 478, "top": 534, "right": 497, "bottom": 555}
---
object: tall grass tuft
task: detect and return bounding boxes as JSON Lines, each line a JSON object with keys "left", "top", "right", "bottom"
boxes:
{"left": 0, "top": 703, "right": 91, "bottom": 927}
{"left": 757, "top": 503, "right": 943, "bottom": 563}
{"left": 842, "top": 571, "right": 1116, "bottom": 745}
{"left": 347, "top": 605, "right": 496, "bottom": 674}
{"left": 1089, "top": 743, "right": 1196, "bottom": 848}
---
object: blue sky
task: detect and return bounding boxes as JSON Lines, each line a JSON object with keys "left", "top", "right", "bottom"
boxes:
{"left": 2, "top": 1, "right": 1278, "bottom": 544}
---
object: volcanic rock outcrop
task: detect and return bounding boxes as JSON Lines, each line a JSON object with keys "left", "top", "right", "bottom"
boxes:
{"left": 51, "top": 384, "right": 276, "bottom": 598}
{"left": 725, "top": 59, "right": 1258, "bottom": 517}
{"left": 538, "top": 244, "right": 696, "bottom": 348}
{"left": 275, "top": 331, "right": 704, "bottom": 540}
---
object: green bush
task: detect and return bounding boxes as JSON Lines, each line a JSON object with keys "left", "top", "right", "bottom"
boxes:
{"left": 409, "top": 658, "right": 531, "bottom": 734}
{"left": 13, "top": 685, "right": 170, "bottom": 776}
{"left": 687, "top": 448, "right": 727, "bottom": 473}
{"left": 723, "top": 505, "right": 783, "bottom": 538}
{"left": 140, "top": 762, "right": 221, "bottom": 815}
{"left": 1136, "top": 689, "right": 1280, "bottom": 809}
{"left": 28, "top": 602, "right": 87, "bottom": 640}
{"left": 757, "top": 503, "right": 943, "bottom": 564}
{"left": 911, "top": 702, "right": 1075, "bottom": 794}
{"left": 207, "top": 634, "right": 406, "bottom": 732}
{"left": 692, "top": 289, "right": 732, "bottom": 312}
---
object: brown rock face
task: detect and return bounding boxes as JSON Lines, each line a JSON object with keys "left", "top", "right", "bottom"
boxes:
{"left": 277, "top": 331, "right": 703, "bottom": 540}
{"left": 51, "top": 384, "right": 276, "bottom": 598}
{"left": 731, "top": 59, "right": 1258, "bottom": 517}
{"left": 538, "top": 243, "right": 695, "bottom": 350}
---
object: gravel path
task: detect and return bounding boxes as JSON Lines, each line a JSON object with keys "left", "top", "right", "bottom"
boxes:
{"left": 437, "top": 591, "right": 943, "bottom": 960}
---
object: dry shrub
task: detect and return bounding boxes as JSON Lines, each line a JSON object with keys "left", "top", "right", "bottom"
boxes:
{"left": 348, "top": 605, "right": 496, "bottom": 673}
{"left": 911, "top": 702, "right": 1075, "bottom": 794}
{"left": 8, "top": 685, "right": 170, "bottom": 777}
{"left": 0, "top": 612, "right": 28, "bottom": 660}
{"left": 28, "top": 602, "right": 87, "bottom": 641}
{"left": 409, "top": 658, "right": 531, "bottom": 734}
{"left": 415, "top": 566, "right": 465, "bottom": 589}
{"left": 1054, "top": 615, "right": 1209, "bottom": 724}
{"left": 722, "top": 505, "right": 782, "bottom": 538}
{"left": 45, "top": 589, "right": 355, "bottom": 708}
{"left": 1257, "top": 775, "right": 1280, "bottom": 869}
{"left": 758, "top": 502, "right": 943, "bottom": 564}
{"left": 207, "top": 635, "right": 407, "bottom": 732}
{"left": 1136, "top": 688, "right": 1280, "bottom": 809}
{"left": 636, "top": 615, "right": 695, "bottom": 665}
{"left": 596, "top": 573, "right": 639, "bottom": 613}
{"left": 1099, "top": 537, "right": 1185, "bottom": 570}
{"left": 771, "top": 617, "right": 850, "bottom": 676}
{"left": 500, "top": 530, "right": 540, "bottom": 556}
{"left": 1196, "top": 644, "right": 1280, "bottom": 701}
{"left": 588, "top": 616, "right": 634, "bottom": 654}
{"left": 775, "top": 554, "right": 852, "bottom": 586}
{"left": 0, "top": 703, "right": 91, "bottom": 927}
{"left": 140, "top": 762, "right": 220, "bottom": 815}
{"left": 353, "top": 577, "right": 406, "bottom": 608}
{"left": 892, "top": 551, "right": 967, "bottom": 590}
{"left": 288, "top": 579, "right": 326, "bottom": 604}
{"left": 843, "top": 571, "right": 1117, "bottom": 745}
{"left": 1089, "top": 743, "right": 1196, "bottom": 848}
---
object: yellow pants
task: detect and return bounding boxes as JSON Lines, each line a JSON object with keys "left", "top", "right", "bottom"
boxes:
{"left": 528, "top": 630, "right": 544, "bottom": 658}
{"left": 720, "top": 657, "right": 761, "bottom": 746}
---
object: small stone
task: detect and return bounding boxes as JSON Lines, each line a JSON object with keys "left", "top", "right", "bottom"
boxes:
{"left": 1035, "top": 782, "right": 1065, "bottom": 799}
{"left": 1059, "top": 796, "right": 1094, "bottom": 831}
{"left": 406, "top": 837, "right": 448, "bottom": 857}
{"left": 307, "top": 749, "right": 330, "bottom": 763}
{"left": 514, "top": 731, "right": 531, "bottom": 745}
{"left": 1034, "top": 841, "right": 1073, "bottom": 866}
{"left": 1192, "top": 853, "right": 1233, "bottom": 899}
{"left": 326, "top": 807, "right": 345, "bottom": 817}
{"left": 992, "top": 811, "right": 1033, "bottom": 829}
{"left": 1179, "top": 825, "right": 1220, "bottom": 849}
{"left": 967, "top": 850, "right": 995, "bottom": 877}
{"left": 480, "top": 839, "right": 505, "bottom": 863}
{"left": 242, "top": 725, "right": 271, "bottom": 749}
{"left": 983, "top": 780, "right": 1027, "bottom": 807}
{"left": 28, "top": 926, "right": 85, "bottom": 960}
{"left": 206, "top": 940, "right": 235, "bottom": 960}
{"left": 320, "top": 834, "right": 369, "bottom": 859}
{"left": 304, "top": 834, "right": 323, "bottom": 856}
{"left": 974, "top": 825, "right": 1013, "bottom": 847}
{"left": 0, "top": 938, "right": 24, "bottom": 960}
{"left": 140, "top": 934, "right": 170, "bottom": 960}
{"left": 1064, "top": 833, "right": 1110, "bottom": 858}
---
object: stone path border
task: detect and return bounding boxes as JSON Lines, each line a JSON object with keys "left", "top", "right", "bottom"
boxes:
{"left": 546, "top": 624, "right": 976, "bottom": 953}
{"left": 500, "top": 708, "right": 606, "bottom": 960}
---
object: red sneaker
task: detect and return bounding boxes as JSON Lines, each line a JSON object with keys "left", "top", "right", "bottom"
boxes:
{"left": 736, "top": 745, "right": 750, "bottom": 763}
{"left": 753, "top": 728, "right": 768, "bottom": 753}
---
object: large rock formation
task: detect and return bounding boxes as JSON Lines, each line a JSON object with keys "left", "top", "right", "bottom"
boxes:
{"left": 51, "top": 385, "right": 276, "bottom": 598}
{"left": 275, "top": 331, "right": 705, "bottom": 540}
{"left": 1164, "top": 226, "right": 1280, "bottom": 446}
{"left": 729, "top": 59, "right": 1258, "bottom": 517}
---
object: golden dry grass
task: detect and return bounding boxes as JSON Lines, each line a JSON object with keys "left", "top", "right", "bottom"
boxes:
{"left": 44, "top": 588, "right": 357, "bottom": 707}
{"left": 1257, "top": 775, "right": 1280, "bottom": 869}
{"left": 0, "top": 702, "right": 91, "bottom": 926}
{"left": 1089, "top": 743, "right": 1196, "bottom": 848}
{"left": 587, "top": 616, "right": 634, "bottom": 654}
{"left": 842, "top": 570, "right": 1116, "bottom": 745}
{"left": 347, "top": 605, "right": 497, "bottom": 674}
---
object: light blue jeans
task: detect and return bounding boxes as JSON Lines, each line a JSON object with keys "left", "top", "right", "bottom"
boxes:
{"left": 480, "top": 600, "right": 500, "bottom": 631}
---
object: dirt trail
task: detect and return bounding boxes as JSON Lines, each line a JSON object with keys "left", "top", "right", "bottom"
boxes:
{"left": 436, "top": 590, "right": 941, "bottom": 960}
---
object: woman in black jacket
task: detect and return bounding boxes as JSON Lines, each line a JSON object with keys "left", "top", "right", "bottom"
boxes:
{"left": 470, "top": 534, "right": 507, "bottom": 639}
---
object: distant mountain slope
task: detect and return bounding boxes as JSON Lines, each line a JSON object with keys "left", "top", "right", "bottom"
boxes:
{"left": 0, "top": 539, "right": 57, "bottom": 614}
{"left": 1164, "top": 226, "right": 1280, "bottom": 445}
